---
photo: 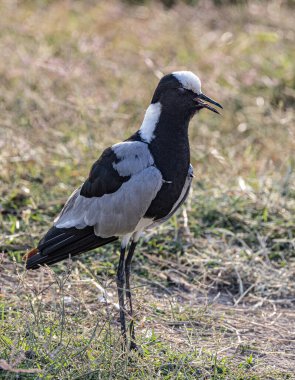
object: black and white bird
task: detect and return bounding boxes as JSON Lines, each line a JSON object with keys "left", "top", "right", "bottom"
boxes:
{"left": 25, "top": 71, "right": 222, "bottom": 349}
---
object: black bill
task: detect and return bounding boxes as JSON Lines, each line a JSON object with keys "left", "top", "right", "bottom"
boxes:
{"left": 194, "top": 93, "right": 223, "bottom": 114}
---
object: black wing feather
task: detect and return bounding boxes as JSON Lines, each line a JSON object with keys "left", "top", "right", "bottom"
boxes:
{"left": 26, "top": 226, "right": 117, "bottom": 269}
{"left": 80, "top": 147, "right": 130, "bottom": 198}
{"left": 26, "top": 146, "right": 130, "bottom": 270}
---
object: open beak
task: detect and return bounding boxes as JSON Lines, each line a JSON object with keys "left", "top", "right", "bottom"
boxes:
{"left": 194, "top": 93, "right": 223, "bottom": 115}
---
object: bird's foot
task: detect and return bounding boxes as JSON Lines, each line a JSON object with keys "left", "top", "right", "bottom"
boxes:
{"left": 130, "top": 341, "right": 137, "bottom": 351}
{"left": 129, "top": 341, "right": 143, "bottom": 356}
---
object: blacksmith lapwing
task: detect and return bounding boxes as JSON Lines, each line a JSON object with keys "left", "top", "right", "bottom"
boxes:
{"left": 25, "top": 71, "right": 222, "bottom": 349}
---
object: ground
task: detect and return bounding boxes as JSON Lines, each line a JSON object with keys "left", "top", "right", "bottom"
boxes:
{"left": 0, "top": 1, "right": 294, "bottom": 379}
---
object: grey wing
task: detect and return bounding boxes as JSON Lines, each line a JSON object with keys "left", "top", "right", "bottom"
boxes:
{"left": 54, "top": 141, "right": 163, "bottom": 237}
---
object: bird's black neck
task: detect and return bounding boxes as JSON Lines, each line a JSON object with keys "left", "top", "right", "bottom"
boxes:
{"left": 130, "top": 105, "right": 191, "bottom": 177}
{"left": 127, "top": 104, "right": 192, "bottom": 220}
{"left": 149, "top": 107, "right": 190, "bottom": 178}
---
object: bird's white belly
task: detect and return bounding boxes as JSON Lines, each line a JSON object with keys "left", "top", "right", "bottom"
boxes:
{"left": 134, "top": 217, "right": 154, "bottom": 231}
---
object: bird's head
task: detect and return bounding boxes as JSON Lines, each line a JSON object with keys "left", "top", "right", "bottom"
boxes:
{"left": 151, "top": 71, "right": 222, "bottom": 117}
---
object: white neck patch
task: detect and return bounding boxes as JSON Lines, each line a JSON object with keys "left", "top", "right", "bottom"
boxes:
{"left": 139, "top": 102, "right": 162, "bottom": 143}
{"left": 172, "top": 71, "right": 202, "bottom": 95}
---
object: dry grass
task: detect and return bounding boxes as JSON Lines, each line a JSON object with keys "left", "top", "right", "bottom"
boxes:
{"left": 0, "top": 0, "right": 294, "bottom": 378}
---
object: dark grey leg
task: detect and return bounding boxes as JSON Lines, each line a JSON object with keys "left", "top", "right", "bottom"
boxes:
{"left": 116, "top": 245, "right": 127, "bottom": 346}
{"left": 125, "top": 240, "right": 137, "bottom": 350}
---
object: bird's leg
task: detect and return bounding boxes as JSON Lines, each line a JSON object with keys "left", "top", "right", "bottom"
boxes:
{"left": 116, "top": 245, "right": 127, "bottom": 347}
{"left": 125, "top": 240, "right": 138, "bottom": 350}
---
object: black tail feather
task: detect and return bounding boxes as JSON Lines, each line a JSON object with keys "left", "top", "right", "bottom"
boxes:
{"left": 26, "top": 226, "right": 117, "bottom": 270}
